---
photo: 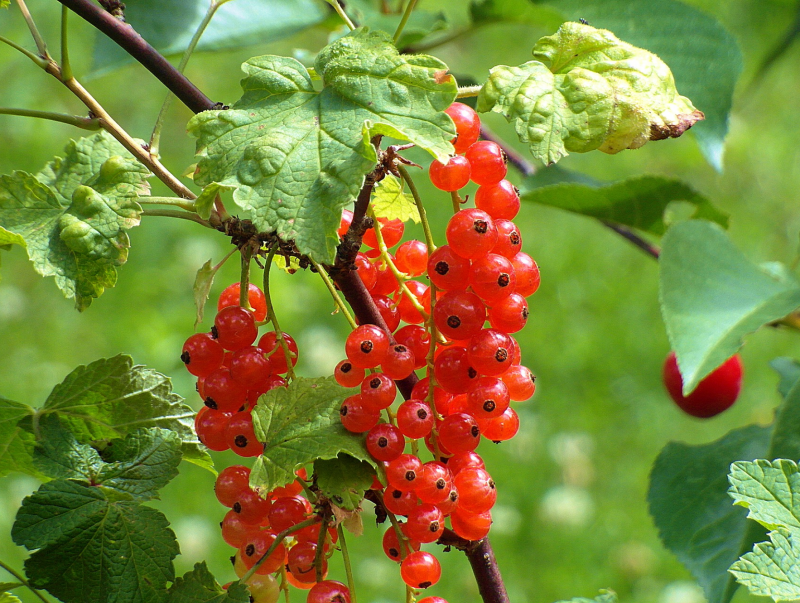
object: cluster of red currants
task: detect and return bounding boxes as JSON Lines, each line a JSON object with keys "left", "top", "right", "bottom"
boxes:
{"left": 329, "top": 101, "right": 540, "bottom": 594}
{"left": 182, "top": 283, "right": 297, "bottom": 457}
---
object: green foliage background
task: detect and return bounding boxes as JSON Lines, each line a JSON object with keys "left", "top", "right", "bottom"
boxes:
{"left": 1, "top": 1, "right": 799, "bottom": 602}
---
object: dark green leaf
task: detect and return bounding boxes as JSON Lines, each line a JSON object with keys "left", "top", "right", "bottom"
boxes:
{"left": 772, "top": 358, "right": 800, "bottom": 399}
{"left": 314, "top": 454, "right": 374, "bottom": 511}
{"left": 0, "top": 132, "right": 150, "bottom": 310}
{"left": 34, "top": 414, "right": 104, "bottom": 481}
{"left": 188, "top": 28, "right": 456, "bottom": 262}
{"left": 520, "top": 175, "right": 728, "bottom": 236}
{"left": 659, "top": 221, "right": 800, "bottom": 393}
{"left": 477, "top": 22, "right": 702, "bottom": 165}
{"left": 91, "top": 0, "right": 327, "bottom": 76}
{"left": 0, "top": 397, "right": 38, "bottom": 478}
{"left": 12, "top": 480, "right": 179, "bottom": 603}
{"left": 250, "top": 377, "right": 374, "bottom": 493}
{"left": 543, "top": 0, "right": 743, "bottom": 170}
{"left": 0, "top": 583, "right": 22, "bottom": 592}
{"left": 168, "top": 562, "right": 249, "bottom": 603}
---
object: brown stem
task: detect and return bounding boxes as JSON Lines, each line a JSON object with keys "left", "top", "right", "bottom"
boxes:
{"left": 480, "top": 124, "right": 661, "bottom": 260}
{"left": 55, "top": 0, "right": 215, "bottom": 113}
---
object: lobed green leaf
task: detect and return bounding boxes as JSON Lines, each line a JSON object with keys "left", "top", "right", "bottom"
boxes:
{"left": 314, "top": 454, "right": 374, "bottom": 511}
{"left": 167, "top": 562, "right": 249, "bottom": 603}
{"left": 371, "top": 174, "right": 420, "bottom": 224}
{"left": 729, "top": 459, "right": 800, "bottom": 532}
{"left": 729, "top": 528, "right": 800, "bottom": 601}
{"left": 0, "top": 594, "right": 20, "bottom": 603}
{"left": 0, "top": 397, "right": 39, "bottom": 479}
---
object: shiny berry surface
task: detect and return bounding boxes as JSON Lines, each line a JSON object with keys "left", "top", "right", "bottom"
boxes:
{"left": 430, "top": 155, "right": 471, "bottom": 191}
{"left": 663, "top": 352, "right": 743, "bottom": 418}
{"left": 474, "top": 180, "right": 520, "bottom": 220}
{"left": 345, "top": 325, "right": 390, "bottom": 368}
{"left": 465, "top": 141, "right": 507, "bottom": 185}
{"left": 218, "top": 282, "right": 268, "bottom": 322}
{"left": 181, "top": 333, "right": 224, "bottom": 377}
{"left": 446, "top": 209, "right": 498, "bottom": 260}
{"left": 400, "top": 551, "right": 441, "bottom": 589}
{"left": 427, "top": 245, "right": 471, "bottom": 291}
{"left": 446, "top": 102, "right": 481, "bottom": 153}
{"left": 214, "top": 306, "right": 258, "bottom": 351}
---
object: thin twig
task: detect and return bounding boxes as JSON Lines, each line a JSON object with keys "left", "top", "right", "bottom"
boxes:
{"left": 311, "top": 259, "right": 359, "bottom": 329}
{"left": 60, "top": 6, "right": 72, "bottom": 80}
{"left": 0, "top": 559, "right": 51, "bottom": 603}
{"left": 264, "top": 248, "right": 297, "bottom": 381}
{"left": 326, "top": 0, "right": 356, "bottom": 30}
{"left": 0, "top": 34, "right": 49, "bottom": 68}
{"left": 0, "top": 107, "right": 100, "bottom": 130}
{"left": 393, "top": 0, "right": 418, "bottom": 44}
{"left": 15, "top": 0, "right": 48, "bottom": 58}
{"left": 141, "top": 208, "right": 212, "bottom": 227}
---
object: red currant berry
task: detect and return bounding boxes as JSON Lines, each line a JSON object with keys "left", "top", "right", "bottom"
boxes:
{"left": 445, "top": 102, "right": 481, "bottom": 154}
{"left": 405, "top": 503, "right": 445, "bottom": 543}
{"left": 182, "top": 333, "right": 225, "bottom": 377}
{"left": 435, "top": 487, "right": 459, "bottom": 516}
{"left": 488, "top": 293, "right": 529, "bottom": 333}
{"left": 220, "top": 509, "right": 252, "bottom": 547}
{"left": 395, "top": 240, "right": 429, "bottom": 277}
{"left": 366, "top": 423, "right": 405, "bottom": 462}
{"left": 425, "top": 431, "right": 453, "bottom": 459}
{"left": 203, "top": 367, "right": 248, "bottom": 413}
{"left": 269, "top": 495, "right": 311, "bottom": 531}
{"left": 233, "top": 487, "right": 272, "bottom": 525}
{"left": 469, "top": 253, "right": 517, "bottom": 305}
{"left": 500, "top": 364, "right": 536, "bottom": 401}
{"left": 466, "top": 377, "right": 510, "bottom": 420}
{"left": 383, "top": 487, "right": 419, "bottom": 516}
{"left": 454, "top": 467, "right": 496, "bottom": 513}
{"left": 381, "top": 344, "right": 416, "bottom": 380}
{"left": 214, "top": 306, "right": 258, "bottom": 351}
{"left": 354, "top": 252, "right": 377, "bottom": 291}
{"left": 286, "top": 570, "right": 315, "bottom": 590}
{"left": 307, "top": 581, "right": 351, "bottom": 603}
{"left": 360, "top": 372, "right": 397, "bottom": 411}
{"left": 366, "top": 294, "right": 401, "bottom": 332}
{"left": 386, "top": 453, "right": 423, "bottom": 490}
{"left": 511, "top": 252, "right": 540, "bottom": 297}
{"left": 448, "top": 451, "right": 485, "bottom": 475}
{"left": 240, "top": 530, "right": 286, "bottom": 574}
{"left": 438, "top": 412, "right": 481, "bottom": 454}
{"left": 411, "top": 378, "right": 454, "bottom": 413}
{"left": 272, "top": 468, "right": 308, "bottom": 499}
{"left": 433, "top": 290, "right": 486, "bottom": 341}
{"left": 334, "top": 360, "right": 365, "bottom": 388}
{"left": 372, "top": 254, "right": 401, "bottom": 296}
{"left": 226, "top": 411, "right": 263, "bottom": 457}
{"left": 397, "top": 399, "right": 434, "bottom": 439}
{"left": 427, "top": 245, "right": 471, "bottom": 291}
{"left": 195, "top": 406, "right": 230, "bottom": 451}
{"left": 258, "top": 332, "right": 299, "bottom": 375}
{"left": 382, "top": 525, "right": 420, "bottom": 562}
{"left": 429, "top": 155, "right": 471, "bottom": 191}
{"left": 338, "top": 209, "right": 353, "bottom": 238}
{"left": 663, "top": 352, "right": 743, "bottom": 418}
{"left": 340, "top": 395, "right": 381, "bottom": 433}
{"left": 229, "top": 346, "right": 272, "bottom": 389}
{"left": 218, "top": 283, "right": 268, "bottom": 323}
{"left": 478, "top": 407, "right": 520, "bottom": 441}
{"left": 433, "top": 347, "right": 479, "bottom": 395}
{"left": 363, "top": 217, "right": 405, "bottom": 249}
{"left": 395, "top": 326, "right": 431, "bottom": 370}
{"left": 491, "top": 219, "right": 522, "bottom": 259}
{"left": 451, "top": 508, "right": 492, "bottom": 541}
{"left": 415, "top": 462, "right": 453, "bottom": 505}
{"left": 467, "top": 329, "right": 514, "bottom": 376}
{"left": 446, "top": 209, "right": 498, "bottom": 260}
{"left": 215, "top": 465, "right": 252, "bottom": 507}
{"left": 465, "top": 141, "right": 507, "bottom": 185}
{"left": 395, "top": 280, "right": 430, "bottom": 325}
{"left": 419, "top": 597, "right": 449, "bottom": 603}
{"left": 288, "top": 541, "right": 324, "bottom": 584}
{"left": 400, "top": 551, "right": 441, "bottom": 589}
{"left": 474, "top": 180, "right": 520, "bottom": 220}
{"left": 345, "top": 325, "right": 390, "bottom": 369}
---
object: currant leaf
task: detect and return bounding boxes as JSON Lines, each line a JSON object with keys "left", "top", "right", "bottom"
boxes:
{"left": 371, "top": 174, "right": 421, "bottom": 224}
{"left": 555, "top": 590, "right": 617, "bottom": 603}
{"left": 729, "top": 528, "right": 800, "bottom": 601}
{"left": 0, "top": 593, "right": 21, "bottom": 603}
{"left": 188, "top": 27, "right": 456, "bottom": 262}
{"left": 12, "top": 480, "right": 179, "bottom": 603}
{"left": 314, "top": 454, "right": 374, "bottom": 511}
{"left": 168, "top": 562, "right": 250, "bottom": 603}
{"left": 477, "top": 22, "right": 703, "bottom": 165}
{"left": 193, "top": 259, "right": 216, "bottom": 328}
{"left": 250, "top": 377, "right": 375, "bottom": 493}
{"left": 660, "top": 221, "right": 800, "bottom": 394}
{"left": 194, "top": 182, "right": 234, "bottom": 220}
{"left": 0, "top": 397, "right": 39, "bottom": 479}
{"left": 0, "top": 132, "right": 150, "bottom": 310}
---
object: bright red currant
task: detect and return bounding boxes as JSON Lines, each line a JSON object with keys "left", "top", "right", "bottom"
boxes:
{"left": 467, "top": 329, "right": 514, "bottom": 376}
{"left": 405, "top": 503, "right": 445, "bottom": 543}
{"left": 438, "top": 412, "right": 481, "bottom": 454}
{"left": 474, "top": 180, "right": 520, "bottom": 220}
{"left": 214, "top": 306, "right": 258, "bottom": 351}
{"left": 395, "top": 240, "right": 429, "bottom": 276}
{"left": 488, "top": 293, "right": 529, "bottom": 333}
{"left": 511, "top": 252, "right": 541, "bottom": 297}
{"left": 307, "top": 581, "right": 351, "bottom": 603}
{"left": 345, "top": 325, "right": 390, "bottom": 369}
{"left": 663, "top": 352, "right": 743, "bottom": 418}
{"left": 194, "top": 406, "right": 230, "bottom": 451}
{"left": 181, "top": 333, "right": 224, "bottom": 377}
{"left": 445, "top": 102, "right": 481, "bottom": 154}
{"left": 386, "top": 454, "right": 423, "bottom": 491}
{"left": 430, "top": 155, "right": 471, "bottom": 191}
{"left": 339, "top": 395, "right": 381, "bottom": 433}
{"left": 215, "top": 465, "right": 251, "bottom": 507}
{"left": 433, "top": 290, "right": 486, "bottom": 341}
{"left": 334, "top": 360, "right": 365, "bottom": 388}
{"left": 469, "top": 253, "right": 517, "bottom": 305}
{"left": 465, "top": 141, "right": 507, "bottom": 185}
{"left": 257, "top": 331, "right": 299, "bottom": 375}
{"left": 366, "top": 423, "right": 405, "bottom": 462}
{"left": 226, "top": 411, "right": 263, "bottom": 457}
{"left": 396, "top": 399, "right": 434, "bottom": 439}
{"left": 427, "top": 245, "right": 471, "bottom": 291}
{"left": 446, "top": 209, "right": 498, "bottom": 260}
{"left": 491, "top": 219, "right": 523, "bottom": 259}
{"left": 400, "top": 551, "right": 441, "bottom": 589}
{"left": 395, "top": 326, "right": 431, "bottom": 369}
{"left": 218, "top": 282, "right": 268, "bottom": 322}
{"left": 454, "top": 467, "right": 496, "bottom": 513}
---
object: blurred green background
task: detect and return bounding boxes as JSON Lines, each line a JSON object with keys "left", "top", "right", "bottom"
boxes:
{"left": 1, "top": 1, "right": 799, "bottom": 602}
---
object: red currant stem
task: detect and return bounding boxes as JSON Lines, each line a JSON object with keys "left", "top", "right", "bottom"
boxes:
{"left": 384, "top": 407, "right": 397, "bottom": 427}
{"left": 15, "top": 0, "right": 49, "bottom": 59}
{"left": 278, "top": 565, "right": 291, "bottom": 603}
{"left": 239, "top": 516, "right": 319, "bottom": 584}
{"left": 0, "top": 559, "right": 52, "bottom": 603}
{"left": 213, "top": 246, "right": 238, "bottom": 272}
{"left": 450, "top": 191, "right": 462, "bottom": 214}
{"left": 314, "top": 515, "right": 330, "bottom": 583}
{"left": 397, "top": 165, "right": 436, "bottom": 253}
{"left": 337, "top": 524, "right": 359, "bottom": 603}
{"left": 311, "top": 259, "right": 359, "bottom": 330}
{"left": 239, "top": 248, "right": 254, "bottom": 311}
{"left": 298, "top": 477, "right": 318, "bottom": 503}
{"left": 140, "top": 208, "right": 213, "bottom": 228}
{"left": 456, "top": 84, "right": 483, "bottom": 98}
{"left": 392, "top": 0, "right": 418, "bottom": 44}
{"left": 410, "top": 437, "right": 419, "bottom": 457}
{"left": 213, "top": 196, "right": 230, "bottom": 221}
{"left": 478, "top": 123, "right": 661, "bottom": 260}
{"left": 264, "top": 247, "right": 297, "bottom": 381}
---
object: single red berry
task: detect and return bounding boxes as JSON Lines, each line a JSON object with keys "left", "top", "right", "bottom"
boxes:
{"left": 220, "top": 509, "right": 252, "bottom": 548}
{"left": 511, "top": 252, "right": 541, "bottom": 297}
{"left": 419, "top": 597, "right": 449, "bottom": 603}
{"left": 394, "top": 280, "right": 430, "bottom": 325}
{"left": 340, "top": 394, "right": 381, "bottom": 433}
{"left": 405, "top": 503, "right": 445, "bottom": 543}
{"left": 203, "top": 367, "right": 248, "bottom": 413}
{"left": 225, "top": 411, "right": 263, "bottom": 457}
{"left": 240, "top": 530, "right": 286, "bottom": 574}
{"left": 469, "top": 253, "right": 517, "bottom": 305}
{"left": 433, "top": 347, "right": 479, "bottom": 395}
{"left": 360, "top": 372, "right": 397, "bottom": 411}
{"left": 474, "top": 180, "right": 520, "bottom": 220}
{"left": 258, "top": 331, "right": 299, "bottom": 375}
{"left": 307, "top": 581, "right": 351, "bottom": 603}
{"left": 382, "top": 344, "right": 416, "bottom": 380}
{"left": 415, "top": 462, "right": 453, "bottom": 505}
{"left": 386, "top": 454, "right": 423, "bottom": 490}
{"left": 438, "top": 412, "right": 481, "bottom": 454}
{"left": 478, "top": 407, "right": 520, "bottom": 441}
{"left": 467, "top": 329, "right": 514, "bottom": 376}
{"left": 446, "top": 209, "right": 498, "bottom": 260}
{"left": 288, "top": 541, "right": 324, "bottom": 584}
{"left": 218, "top": 283, "right": 268, "bottom": 322}
{"left": 345, "top": 325, "right": 390, "bottom": 369}
{"left": 383, "top": 487, "right": 419, "bottom": 516}
{"left": 454, "top": 467, "right": 496, "bottom": 513}
{"left": 372, "top": 253, "right": 401, "bottom": 296}
{"left": 215, "top": 465, "right": 252, "bottom": 507}
{"left": 445, "top": 102, "right": 481, "bottom": 154}
{"left": 338, "top": 209, "right": 353, "bottom": 238}
{"left": 466, "top": 377, "right": 510, "bottom": 420}
{"left": 400, "top": 551, "right": 441, "bottom": 589}
{"left": 451, "top": 508, "right": 492, "bottom": 541}
{"left": 269, "top": 495, "right": 311, "bottom": 531}
{"left": 229, "top": 346, "right": 272, "bottom": 389}
{"left": 448, "top": 451, "right": 486, "bottom": 475}
{"left": 433, "top": 290, "right": 486, "bottom": 341}
{"left": 248, "top": 375, "right": 288, "bottom": 405}
{"left": 363, "top": 217, "right": 404, "bottom": 249}
{"left": 366, "top": 423, "right": 406, "bottom": 462}
{"left": 194, "top": 406, "right": 230, "bottom": 451}
{"left": 500, "top": 364, "right": 536, "bottom": 401}
{"left": 181, "top": 333, "right": 225, "bottom": 377}
{"left": 397, "top": 399, "right": 434, "bottom": 439}
{"left": 382, "top": 525, "right": 420, "bottom": 562}
{"left": 435, "top": 487, "right": 460, "bottom": 516}
{"left": 427, "top": 245, "right": 471, "bottom": 291}
{"left": 354, "top": 252, "right": 378, "bottom": 291}
{"left": 214, "top": 306, "right": 258, "bottom": 351}
{"left": 465, "top": 141, "right": 507, "bottom": 185}
{"left": 663, "top": 352, "right": 743, "bottom": 418}
{"left": 232, "top": 487, "right": 272, "bottom": 525}
{"left": 334, "top": 360, "right": 365, "bottom": 388}
{"left": 430, "top": 155, "right": 471, "bottom": 191}
{"left": 395, "top": 240, "right": 429, "bottom": 277}
{"left": 491, "top": 219, "right": 523, "bottom": 259}
{"left": 488, "top": 293, "right": 529, "bottom": 333}
{"left": 395, "top": 326, "right": 431, "bottom": 370}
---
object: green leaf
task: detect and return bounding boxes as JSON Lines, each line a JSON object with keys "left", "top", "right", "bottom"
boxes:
{"left": 0, "top": 585, "right": 22, "bottom": 593}
{"left": 167, "top": 562, "right": 250, "bottom": 603}
{"left": 554, "top": 590, "right": 618, "bottom": 603}
{"left": 250, "top": 377, "right": 375, "bottom": 493}
{"left": 0, "top": 594, "right": 21, "bottom": 603}
{"left": 729, "top": 460, "right": 800, "bottom": 532}
{"left": 660, "top": 221, "right": 800, "bottom": 394}
{"left": 0, "top": 132, "right": 150, "bottom": 310}
{"left": 477, "top": 21, "right": 702, "bottom": 165}
{"left": 193, "top": 259, "right": 216, "bottom": 328}
{"left": 0, "top": 397, "right": 39, "bottom": 478}
{"left": 314, "top": 454, "right": 374, "bottom": 511}
{"left": 519, "top": 175, "right": 728, "bottom": 236}
{"left": 91, "top": 0, "right": 327, "bottom": 76}
{"left": 194, "top": 183, "right": 233, "bottom": 221}
{"left": 542, "top": 0, "right": 743, "bottom": 171}
{"left": 12, "top": 480, "right": 179, "bottom": 603}
{"left": 38, "top": 354, "right": 212, "bottom": 473}
{"left": 33, "top": 414, "right": 104, "bottom": 481}
{"left": 729, "top": 528, "right": 800, "bottom": 602}
{"left": 371, "top": 174, "right": 420, "bottom": 224}
{"left": 470, "top": 0, "right": 564, "bottom": 29}
{"left": 188, "top": 27, "right": 456, "bottom": 262}
{"left": 772, "top": 358, "right": 800, "bottom": 399}
{"left": 0, "top": 0, "right": 9, "bottom": 8}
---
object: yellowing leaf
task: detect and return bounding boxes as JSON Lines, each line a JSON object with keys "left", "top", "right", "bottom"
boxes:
{"left": 371, "top": 174, "right": 420, "bottom": 223}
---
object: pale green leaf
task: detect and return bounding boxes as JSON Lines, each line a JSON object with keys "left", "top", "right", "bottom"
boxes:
{"left": 193, "top": 259, "right": 216, "bottom": 328}
{"left": 314, "top": 454, "right": 374, "bottom": 511}
{"left": 194, "top": 183, "right": 234, "bottom": 221}
{"left": 554, "top": 590, "right": 618, "bottom": 603}
{"left": 188, "top": 27, "right": 456, "bottom": 262}
{"left": 729, "top": 528, "right": 800, "bottom": 602}
{"left": 520, "top": 175, "right": 728, "bottom": 236}
{"left": 272, "top": 253, "right": 302, "bottom": 275}
{"left": 0, "top": 227, "right": 25, "bottom": 248}
{"left": 0, "top": 397, "right": 39, "bottom": 479}
{"left": 660, "top": 221, "right": 800, "bottom": 394}
{"left": 0, "top": 0, "right": 10, "bottom": 8}
{"left": 0, "top": 585, "right": 22, "bottom": 593}
{"left": 477, "top": 22, "right": 703, "bottom": 165}
{"left": 168, "top": 562, "right": 250, "bottom": 603}
{"left": 250, "top": 377, "right": 375, "bottom": 493}
{"left": 12, "top": 480, "right": 179, "bottom": 603}
{"left": 542, "top": 0, "right": 743, "bottom": 171}
{"left": 729, "top": 460, "right": 800, "bottom": 532}
{"left": 371, "top": 174, "right": 420, "bottom": 224}
{"left": 0, "top": 593, "right": 21, "bottom": 603}
{"left": 0, "top": 132, "right": 150, "bottom": 310}
{"left": 92, "top": 0, "right": 327, "bottom": 76}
